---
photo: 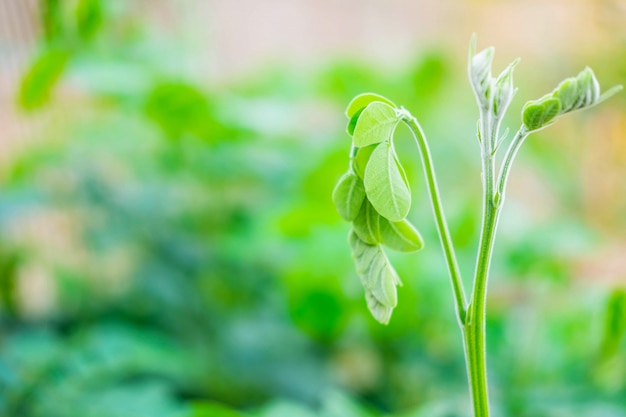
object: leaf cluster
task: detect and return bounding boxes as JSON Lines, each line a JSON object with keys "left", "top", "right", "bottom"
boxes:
{"left": 333, "top": 94, "right": 424, "bottom": 324}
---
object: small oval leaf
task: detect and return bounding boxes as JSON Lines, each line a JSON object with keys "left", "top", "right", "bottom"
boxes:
{"left": 352, "top": 102, "right": 400, "bottom": 147}
{"left": 380, "top": 218, "right": 424, "bottom": 252}
{"left": 352, "top": 199, "right": 381, "bottom": 244}
{"left": 345, "top": 93, "right": 396, "bottom": 118}
{"left": 364, "top": 141, "right": 411, "bottom": 222}
{"left": 522, "top": 97, "right": 561, "bottom": 132}
{"left": 332, "top": 172, "right": 366, "bottom": 221}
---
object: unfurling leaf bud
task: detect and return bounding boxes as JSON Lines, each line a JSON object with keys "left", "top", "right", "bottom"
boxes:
{"left": 493, "top": 58, "right": 519, "bottom": 117}
{"left": 521, "top": 67, "right": 621, "bottom": 132}
{"left": 469, "top": 45, "right": 495, "bottom": 107}
{"left": 552, "top": 67, "right": 600, "bottom": 113}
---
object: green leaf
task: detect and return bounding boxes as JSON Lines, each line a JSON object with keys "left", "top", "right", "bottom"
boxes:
{"left": 18, "top": 46, "right": 71, "bottom": 110}
{"left": 380, "top": 218, "right": 424, "bottom": 252}
{"left": 352, "top": 199, "right": 381, "bottom": 245}
{"left": 572, "top": 67, "right": 599, "bottom": 108}
{"left": 550, "top": 67, "right": 621, "bottom": 114}
{"left": 349, "top": 231, "right": 401, "bottom": 324}
{"left": 363, "top": 141, "right": 411, "bottom": 222}
{"left": 352, "top": 102, "right": 400, "bottom": 147}
{"left": 345, "top": 93, "right": 396, "bottom": 118}
{"left": 346, "top": 107, "right": 364, "bottom": 136}
{"left": 332, "top": 172, "right": 365, "bottom": 221}
{"left": 522, "top": 97, "right": 561, "bottom": 132}
{"left": 353, "top": 144, "right": 376, "bottom": 180}
{"left": 553, "top": 78, "right": 580, "bottom": 113}
{"left": 552, "top": 68, "right": 600, "bottom": 113}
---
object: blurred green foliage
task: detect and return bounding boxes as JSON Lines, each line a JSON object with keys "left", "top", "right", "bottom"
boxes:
{"left": 602, "top": 289, "right": 626, "bottom": 358}
{"left": 1, "top": 2, "right": 625, "bottom": 417}
{"left": 18, "top": 46, "right": 70, "bottom": 109}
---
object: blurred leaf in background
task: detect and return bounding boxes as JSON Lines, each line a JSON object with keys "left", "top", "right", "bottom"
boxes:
{"left": 18, "top": 46, "right": 70, "bottom": 109}
{"left": 601, "top": 288, "right": 626, "bottom": 358}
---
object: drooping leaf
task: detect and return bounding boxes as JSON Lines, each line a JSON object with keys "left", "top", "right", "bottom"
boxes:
{"left": 345, "top": 93, "right": 396, "bottom": 118}
{"left": 363, "top": 141, "right": 411, "bottom": 221}
{"left": 18, "top": 46, "right": 71, "bottom": 110}
{"left": 380, "top": 218, "right": 424, "bottom": 252}
{"left": 352, "top": 102, "right": 400, "bottom": 147}
{"left": 349, "top": 231, "right": 401, "bottom": 324}
{"left": 332, "top": 172, "right": 365, "bottom": 221}
{"left": 352, "top": 199, "right": 381, "bottom": 245}
{"left": 365, "top": 291, "right": 393, "bottom": 325}
{"left": 522, "top": 97, "right": 561, "bottom": 132}
{"left": 353, "top": 144, "right": 377, "bottom": 180}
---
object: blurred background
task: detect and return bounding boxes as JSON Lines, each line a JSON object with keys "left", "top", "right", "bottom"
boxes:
{"left": 0, "top": 0, "right": 625, "bottom": 416}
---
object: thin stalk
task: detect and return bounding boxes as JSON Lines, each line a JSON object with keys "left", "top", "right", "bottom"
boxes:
{"left": 496, "top": 127, "right": 529, "bottom": 202}
{"left": 465, "top": 193, "right": 497, "bottom": 417}
{"left": 464, "top": 131, "right": 531, "bottom": 417}
{"left": 403, "top": 109, "right": 524, "bottom": 417}
{"left": 463, "top": 107, "right": 497, "bottom": 417}
{"left": 402, "top": 113, "right": 468, "bottom": 326}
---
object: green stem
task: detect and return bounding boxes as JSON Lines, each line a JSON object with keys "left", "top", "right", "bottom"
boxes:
{"left": 403, "top": 109, "right": 524, "bottom": 417}
{"left": 402, "top": 113, "right": 468, "bottom": 326}
{"left": 462, "top": 130, "right": 531, "bottom": 417}
{"left": 463, "top": 108, "right": 497, "bottom": 417}
{"left": 496, "top": 127, "right": 529, "bottom": 202}
{"left": 465, "top": 191, "right": 497, "bottom": 417}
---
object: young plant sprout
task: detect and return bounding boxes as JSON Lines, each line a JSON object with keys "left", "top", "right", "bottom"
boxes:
{"left": 332, "top": 36, "right": 622, "bottom": 416}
